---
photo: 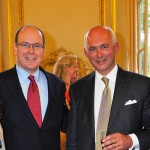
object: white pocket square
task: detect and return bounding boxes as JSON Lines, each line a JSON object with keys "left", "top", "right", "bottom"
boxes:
{"left": 125, "top": 100, "right": 137, "bottom": 105}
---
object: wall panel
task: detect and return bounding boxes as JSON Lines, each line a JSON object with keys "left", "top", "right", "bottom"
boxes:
{"left": 23, "top": 0, "right": 100, "bottom": 61}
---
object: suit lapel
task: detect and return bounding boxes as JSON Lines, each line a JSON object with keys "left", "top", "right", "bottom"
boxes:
{"left": 41, "top": 70, "right": 53, "bottom": 127}
{"left": 81, "top": 72, "right": 95, "bottom": 139}
{"left": 108, "top": 67, "right": 131, "bottom": 130}
{"left": 6, "top": 67, "right": 40, "bottom": 127}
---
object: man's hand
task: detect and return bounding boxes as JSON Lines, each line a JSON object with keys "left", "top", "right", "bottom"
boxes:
{"left": 101, "top": 132, "right": 133, "bottom": 150}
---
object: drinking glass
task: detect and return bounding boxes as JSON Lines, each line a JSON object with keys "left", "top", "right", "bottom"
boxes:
{"left": 96, "top": 131, "right": 106, "bottom": 150}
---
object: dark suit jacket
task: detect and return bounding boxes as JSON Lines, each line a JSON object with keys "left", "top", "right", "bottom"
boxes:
{"left": 66, "top": 66, "right": 150, "bottom": 150}
{"left": 0, "top": 66, "right": 68, "bottom": 150}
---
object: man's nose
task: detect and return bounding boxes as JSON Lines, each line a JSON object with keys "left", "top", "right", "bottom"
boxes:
{"left": 97, "top": 48, "right": 103, "bottom": 57}
{"left": 28, "top": 45, "right": 34, "bottom": 52}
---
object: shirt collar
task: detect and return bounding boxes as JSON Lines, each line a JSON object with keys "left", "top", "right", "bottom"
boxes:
{"left": 95, "top": 64, "right": 118, "bottom": 83}
{"left": 16, "top": 65, "right": 40, "bottom": 84}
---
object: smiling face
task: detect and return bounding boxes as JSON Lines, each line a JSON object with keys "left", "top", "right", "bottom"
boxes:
{"left": 84, "top": 26, "right": 119, "bottom": 76}
{"left": 14, "top": 26, "right": 45, "bottom": 74}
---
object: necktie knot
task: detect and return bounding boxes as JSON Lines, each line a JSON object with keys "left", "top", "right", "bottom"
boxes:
{"left": 28, "top": 75, "right": 35, "bottom": 82}
{"left": 102, "top": 77, "right": 109, "bottom": 86}
{"left": 28, "top": 75, "right": 37, "bottom": 91}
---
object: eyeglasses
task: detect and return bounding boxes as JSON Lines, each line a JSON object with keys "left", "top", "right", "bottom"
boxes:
{"left": 16, "top": 42, "right": 44, "bottom": 50}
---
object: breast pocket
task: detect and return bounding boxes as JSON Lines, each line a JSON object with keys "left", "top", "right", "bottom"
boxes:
{"left": 121, "top": 102, "right": 139, "bottom": 111}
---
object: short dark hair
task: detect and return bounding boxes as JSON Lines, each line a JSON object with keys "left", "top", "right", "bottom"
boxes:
{"left": 14, "top": 25, "right": 45, "bottom": 46}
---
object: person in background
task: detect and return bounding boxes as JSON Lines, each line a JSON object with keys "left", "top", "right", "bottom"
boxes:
{"left": 0, "top": 25, "right": 68, "bottom": 150}
{"left": 53, "top": 55, "right": 78, "bottom": 150}
{"left": 0, "top": 100, "right": 5, "bottom": 150}
{"left": 66, "top": 25, "right": 150, "bottom": 150}
{"left": 53, "top": 54, "right": 78, "bottom": 109}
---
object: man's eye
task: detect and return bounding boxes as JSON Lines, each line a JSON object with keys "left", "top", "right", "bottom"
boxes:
{"left": 100, "top": 45, "right": 109, "bottom": 50}
{"left": 21, "top": 43, "right": 29, "bottom": 47}
{"left": 34, "top": 44, "right": 43, "bottom": 48}
{"left": 34, "top": 44, "right": 41, "bottom": 48}
{"left": 89, "top": 47, "right": 96, "bottom": 51}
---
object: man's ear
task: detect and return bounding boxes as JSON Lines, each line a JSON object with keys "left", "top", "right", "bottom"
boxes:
{"left": 42, "top": 46, "right": 46, "bottom": 57}
{"left": 14, "top": 43, "right": 18, "bottom": 56}
{"left": 84, "top": 48, "right": 89, "bottom": 58}
{"left": 114, "top": 42, "right": 119, "bottom": 53}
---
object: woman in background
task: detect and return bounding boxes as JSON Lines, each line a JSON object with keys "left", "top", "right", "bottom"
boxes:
{"left": 53, "top": 54, "right": 78, "bottom": 110}
{"left": 0, "top": 100, "right": 5, "bottom": 150}
{"left": 53, "top": 54, "right": 78, "bottom": 150}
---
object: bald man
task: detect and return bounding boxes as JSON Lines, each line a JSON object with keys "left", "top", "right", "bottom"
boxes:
{"left": 67, "top": 26, "right": 150, "bottom": 150}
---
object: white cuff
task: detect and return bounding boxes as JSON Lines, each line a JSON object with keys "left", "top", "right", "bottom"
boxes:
{"left": 129, "top": 134, "right": 140, "bottom": 150}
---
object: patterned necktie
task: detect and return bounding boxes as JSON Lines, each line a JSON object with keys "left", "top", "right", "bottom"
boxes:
{"left": 27, "top": 75, "right": 42, "bottom": 127}
{"left": 96, "top": 77, "right": 111, "bottom": 150}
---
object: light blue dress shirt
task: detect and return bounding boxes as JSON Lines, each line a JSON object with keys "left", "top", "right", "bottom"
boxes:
{"left": 16, "top": 65, "right": 48, "bottom": 120}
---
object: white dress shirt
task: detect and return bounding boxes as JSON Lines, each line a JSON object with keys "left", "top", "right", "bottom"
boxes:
{"left": 94, "top": 64, "right": 139, "bottom": 149}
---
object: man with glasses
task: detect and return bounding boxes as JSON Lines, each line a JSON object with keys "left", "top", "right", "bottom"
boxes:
{"left": 0, "top": 25, "right": 68, "bottom": 150}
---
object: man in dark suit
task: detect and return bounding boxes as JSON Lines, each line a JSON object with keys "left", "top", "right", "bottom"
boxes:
{"left": 66, "top": 26, "right": 150, "bottom": 150}
{"left": 0, "top": 25, "right": 68, "bottom": 150}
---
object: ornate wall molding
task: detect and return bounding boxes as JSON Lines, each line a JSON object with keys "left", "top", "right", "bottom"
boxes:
{"left": 42, "top": 47, "right": 94, "bottom": 79}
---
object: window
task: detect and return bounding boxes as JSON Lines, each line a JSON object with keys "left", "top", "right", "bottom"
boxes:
{"left": 137, "top": 0, "right": 150, "bottom": 76}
